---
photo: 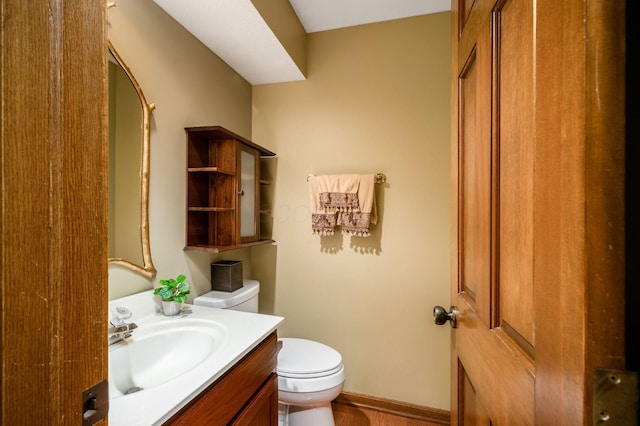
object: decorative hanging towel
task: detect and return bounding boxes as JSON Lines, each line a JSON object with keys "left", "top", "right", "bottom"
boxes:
{"left": 341, "top": 174, "right": 377, "bottom": 237}
{"left": 309, "top": 174, "right": 377, "bottom": 236}
{"left": 309, "top": 174, "right": 359, "bottom": 235}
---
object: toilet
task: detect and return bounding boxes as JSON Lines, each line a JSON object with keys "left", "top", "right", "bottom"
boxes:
{"left": 276, "top": 338, "right": 345, "bottom": 426}
{"left": 193, "top": 280, "right": 345, "bottom": 426}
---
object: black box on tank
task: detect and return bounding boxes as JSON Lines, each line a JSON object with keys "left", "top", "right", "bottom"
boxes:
{"left": 210, "top": 260, "right": 243, "bottom": 292}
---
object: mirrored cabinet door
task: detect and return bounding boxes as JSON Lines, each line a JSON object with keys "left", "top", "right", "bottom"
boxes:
{"left": 239, "top": 145, "right": 259, "bottom": 243}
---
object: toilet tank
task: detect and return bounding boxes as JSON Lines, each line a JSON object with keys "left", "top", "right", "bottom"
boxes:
{"left": 193, "top": 279, "right": 260, "bottom": 313}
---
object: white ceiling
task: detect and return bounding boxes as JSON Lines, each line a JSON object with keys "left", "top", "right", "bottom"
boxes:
{"left": 289, "top": 0, "right": 450, "bottom": 33}
{"left": 152, "top": 0, "right": 450, "bottom": 85}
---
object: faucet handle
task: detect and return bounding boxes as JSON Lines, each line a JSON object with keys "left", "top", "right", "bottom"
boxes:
{"left": 110, "top": 306, "right": 132, "bottom": 326}
{"left": 112, "top": 306, "right": 132, "bottom": 320}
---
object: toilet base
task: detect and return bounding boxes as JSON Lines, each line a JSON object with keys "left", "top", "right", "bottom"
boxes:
{"left": 278, "top": 402, "right": 335, "bottom": 426}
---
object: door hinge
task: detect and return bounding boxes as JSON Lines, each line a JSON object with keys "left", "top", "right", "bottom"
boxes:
{"left": 593, "top": 368, "right": 639, "bottom": 425}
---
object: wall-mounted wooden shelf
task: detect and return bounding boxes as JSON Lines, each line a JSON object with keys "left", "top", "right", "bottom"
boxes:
{"left": 184, "top": 126, "right": 275, "bottom": 253}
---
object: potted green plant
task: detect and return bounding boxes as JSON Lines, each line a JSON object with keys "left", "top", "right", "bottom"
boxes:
{"left": 154, "top": 274, "right": 191, "bottom": 316}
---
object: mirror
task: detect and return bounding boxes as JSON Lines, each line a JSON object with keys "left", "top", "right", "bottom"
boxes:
{"left": 108, "top": 41, "right": 156, "bottom": 278}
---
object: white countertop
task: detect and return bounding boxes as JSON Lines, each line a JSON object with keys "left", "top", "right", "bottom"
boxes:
{"left": 108, "top": 290, "right": 284, "bottom": 426}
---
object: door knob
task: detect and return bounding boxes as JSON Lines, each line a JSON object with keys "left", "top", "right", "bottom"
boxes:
{"left": 433, "top": 305, "right": 458, "bottom": 328}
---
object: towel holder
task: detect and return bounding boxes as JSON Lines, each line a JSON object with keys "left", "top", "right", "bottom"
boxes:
{"left": 306, "top": 173, "right": 386, "bottom": 184}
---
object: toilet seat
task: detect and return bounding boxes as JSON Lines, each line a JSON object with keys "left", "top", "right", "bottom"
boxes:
{"left": 277, "top": 338, "right": 345, "bottom": 393}
{"left": 277, "top": 338, "right": 343, "bottom": 378}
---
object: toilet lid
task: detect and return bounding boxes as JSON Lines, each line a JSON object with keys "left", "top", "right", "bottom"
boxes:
{"left": 277, "top": 338, "right": 343, "bottom": 378}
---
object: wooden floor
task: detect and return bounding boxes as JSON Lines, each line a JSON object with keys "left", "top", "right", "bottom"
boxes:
{"left": 331, "top": 393, "right": 450, "bottom": 426}
{"left": 333, "top": 404, "right": 447, "bottom": 426}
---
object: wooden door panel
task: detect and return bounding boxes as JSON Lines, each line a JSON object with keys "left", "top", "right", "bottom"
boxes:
{"left": 458, "top": 366, "right": 491, "bottom": 426}
{"left": 458, "top": 0, "right": 475, "bottom": 35}
{"left": 496, "top": 0, "right": 536, "bottom": 347}
{"left": 459, "top": 16, "right": 492, "bottom": 328}
{"left": 456, "top": 296, "right": 534, "bottom": 425}
{"left": 461, "top": 368, "right": 490, "bottom": 426}
{"left": 457, "top": 0, "right": 494, "bottom": 68}
{"left": 455, "top": 0, "right": 536, "bottom": 424}
{"left": 451, "top": 0, "right": 626, "bottom": 424}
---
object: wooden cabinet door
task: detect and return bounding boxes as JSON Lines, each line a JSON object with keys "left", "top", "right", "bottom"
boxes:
{"left": 449, "top": 0, "right": 626, "bottom": 424}
{"left": 238, "top": 144, "right": 260, "bottom": 244}
{"left": 230, "top": 373, "right": 278, "bottom": 426}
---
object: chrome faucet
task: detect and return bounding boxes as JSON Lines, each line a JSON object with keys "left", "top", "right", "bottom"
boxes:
{"left": 108, "top": 307, "right": 137, "bottom": 345}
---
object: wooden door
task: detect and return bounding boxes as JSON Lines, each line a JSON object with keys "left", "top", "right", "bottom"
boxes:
{"left": 448, "top": 0, "right": 626, "bottom": 424}
{"left": 1, "top": 0, "right": 108, "bottom": 424}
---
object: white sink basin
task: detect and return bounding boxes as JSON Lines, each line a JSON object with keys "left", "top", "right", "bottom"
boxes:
{"left": 107, "top": 291, "right": 283, "bottom": 426}
{"left": 109, "top": 318, "right": 229, "bottom": 398}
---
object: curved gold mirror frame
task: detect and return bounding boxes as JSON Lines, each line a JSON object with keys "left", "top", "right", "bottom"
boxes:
{"left": 107, "top": 41, "right": 157, "bottom": 278}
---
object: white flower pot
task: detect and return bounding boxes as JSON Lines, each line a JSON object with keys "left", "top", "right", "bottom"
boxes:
{"left": 161, "top": 301, "right": 182, "bottom": 316}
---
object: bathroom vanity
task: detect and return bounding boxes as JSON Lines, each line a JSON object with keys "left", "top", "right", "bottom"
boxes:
{"left": 107, "top": 290, "right": 283, "bottom": 425}
{"left": 166, "top": 332, "right": 279, "bottom": 425}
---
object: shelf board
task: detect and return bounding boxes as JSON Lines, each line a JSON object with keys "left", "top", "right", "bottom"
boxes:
{"left": 188, "top": 167, "right": 234, "bottom": 175}
{"left": 184, "top": 125, "right": 276, "bottom": 157}
{"left": 188, "top": 207, "right": 234, "bottom": 212}
{"left": 184, "top": 239, "right": 275, "bottom": 253}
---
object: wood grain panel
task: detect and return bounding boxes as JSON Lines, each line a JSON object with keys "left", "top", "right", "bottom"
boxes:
{"left": 231, "top": 373, "right": 278, "bottom": 425}
{"left": 456, "top": 0, "right": 494, "bottom": 69}
{"left": 459, "top": 18, "right": 492, "bottom": 327}
{"left": 2, "top": 2, "right": 53, "bottom": 422}
{"left": 456, "top": 296, "right": 534, "bottom": 425}
{"left": 496, "top": 0, "right": 535, "bottom": 346}
{"left": 1, "top": 0, "right": 107, "bottom": 423}
{"left": 533, "top": 0, "right": 626, "bottom": 423}
{"left": 461, "top": 370, "right": 490, "bottom": 425}
{"left": 451, "top": 0, "right": 626, "bottom": 424}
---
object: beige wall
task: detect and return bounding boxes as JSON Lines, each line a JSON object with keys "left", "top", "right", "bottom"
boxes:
{"left": 252, "top": 12, "right": 451, "bottom": 409}
{"left": 108, "top": 0, "right": 256, "bottom": 299}
{"left": 108, "top": 0, "right": 451, "bottom": 412}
